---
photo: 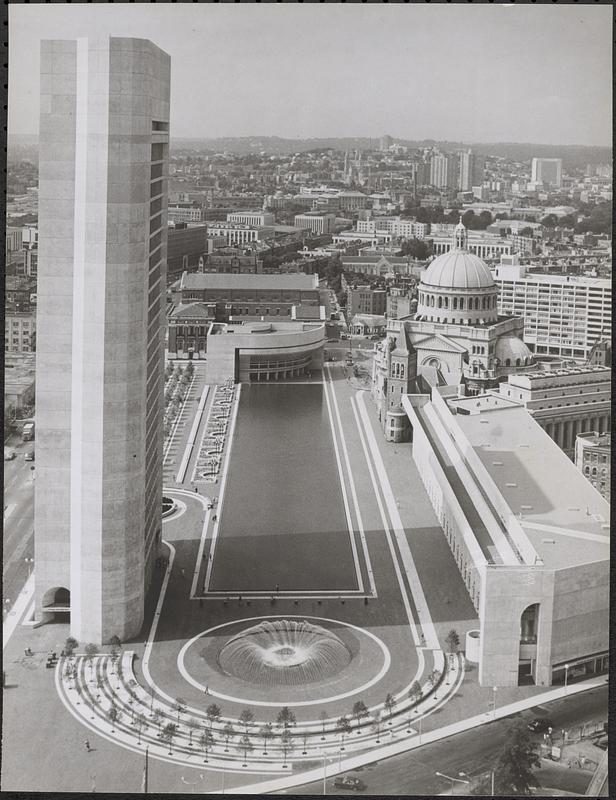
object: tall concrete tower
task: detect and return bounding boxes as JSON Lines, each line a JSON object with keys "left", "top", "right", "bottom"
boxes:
{"left": 34, "top": 37, "right": 170, "bottom": 643}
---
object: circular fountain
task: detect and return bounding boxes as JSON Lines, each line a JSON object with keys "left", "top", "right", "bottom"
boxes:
{"left": 217, "top": 619, "right": 351, "bottom": 687}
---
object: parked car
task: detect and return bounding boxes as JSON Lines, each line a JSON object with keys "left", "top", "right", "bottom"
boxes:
{"left": 4, "top": 449, "right": 16, "bottom": 461}
{"left": 24, "top": 450, "right": 35, "bottom": 462}
{"left": 527, "top": 718, "right": 554, "bottom": 733}
{"left": 333, "top": 776, "right": 365, "bottom": 792}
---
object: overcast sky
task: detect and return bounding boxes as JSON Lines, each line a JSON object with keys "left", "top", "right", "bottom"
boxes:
{"left": 8, "top": 4, "right": 612, "bottom": 146}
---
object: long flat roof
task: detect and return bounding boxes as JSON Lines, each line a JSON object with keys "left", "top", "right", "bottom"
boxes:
{"left": 456, "top": 405, "right": 610, "bottom": 570}
{"left": 181, "top": 273, "right": 317, "bottom": 291}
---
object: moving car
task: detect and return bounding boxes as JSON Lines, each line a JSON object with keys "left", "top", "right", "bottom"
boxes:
{"left": 24, "top": 450, "right": 35, "bottom": 462}
{"left": 527, "top": 718, "right": 554, "bottom": 733}
{"left": 333, "top": 776, "right": 366, "bottom": 792}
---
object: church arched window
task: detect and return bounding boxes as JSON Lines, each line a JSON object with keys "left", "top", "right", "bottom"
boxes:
{"left": 453, "top": 297, "right": 458, "bottom": 310}
{"left": 438, "top": 297, "right": 442, "bottom": 308}
{"left": 475, "top": 297, "right": 480, "bottom": 310}
{"left": 505, "top": 358, "right": 511, "bottom": 366}
{"left": 459, "top": 298, "right": 464, "bottom": 310}
{"left": 443, "top": 297, "right": 448, "bottom": 308}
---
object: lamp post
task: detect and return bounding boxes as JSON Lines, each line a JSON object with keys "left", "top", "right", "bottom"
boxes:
{"left": 564, "top": 663, "right": 570, "bottom": 695}
{"left": 435, "top": 771, "right": 470, "bottom": 795}
{"left": 320, "top": 751, "right": 328, "bottom": 796}
{"left": 492, "top": 686, "right": 498, "bottom": 720}
{"left": 24, "top": 557, "right": 34, "bottom": 579}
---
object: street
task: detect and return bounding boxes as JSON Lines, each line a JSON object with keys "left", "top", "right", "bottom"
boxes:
{"left": 282, "top": 685, "right": 607, "bottom": 796}
{"left": 3, "top": 434, "right": 36, "bottom": 613}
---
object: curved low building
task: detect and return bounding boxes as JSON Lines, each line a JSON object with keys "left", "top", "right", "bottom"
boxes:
{"left": 205, "top": 321, "right": 325, "bottom": 384}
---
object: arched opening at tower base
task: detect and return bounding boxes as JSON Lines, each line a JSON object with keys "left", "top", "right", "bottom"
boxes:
{"left": 41, "top": 586, "right": 71, "bottom": 623}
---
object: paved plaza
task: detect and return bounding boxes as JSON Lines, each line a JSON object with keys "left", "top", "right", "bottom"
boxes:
{"left": 2, "top": 361, "right": 603, "bottom": 794}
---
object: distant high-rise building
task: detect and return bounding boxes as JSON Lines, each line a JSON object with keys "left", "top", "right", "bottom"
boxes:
{"left": 457, "top": 149, "right": 475, "bottom": 191}
{"left": 35, "top": 37, "right": 170, "bottom": 644}
{"left": 430, "top": 152, "right": 455, "bottom": 189}
{"left": 380, "top": 135, "right": 394, "bottom": 152}
{"left": 531, "top": 157, "right": 562, "bottom": 188}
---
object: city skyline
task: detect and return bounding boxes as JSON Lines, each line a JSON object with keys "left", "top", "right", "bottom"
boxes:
{"left": 8, "top": 4, "right": 612, "bottom": 146}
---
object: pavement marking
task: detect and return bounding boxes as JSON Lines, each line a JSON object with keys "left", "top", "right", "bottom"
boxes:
{"left": 3, "top": 572, "right": 35, "bottom": 650}
{"left": 324, "top": 365, "right": 376, "bottom": 597}
{"left": 350, "top": 393, "right": 426, "bottom": 698}
{"left": 355, "top": 391, "right": 440, "bottom": 652}
{"left": 321, "top": 367, "right": 365, "bottom": 595}
{"left": 176, "top": 384, "right": 209, "bottom": 484}
{"left": 176, "top": 614, "right": 391, "bottom": 709}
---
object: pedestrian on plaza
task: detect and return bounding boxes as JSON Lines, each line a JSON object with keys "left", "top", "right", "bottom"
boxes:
{"left": 212, "top": 514, "right": 217, "bottom": 522}
{"left": 181, "top": 568, "right": 186, "bottom": 578}
{"left": 194, "top": 486, "right": 198, "bottom": 493}
{"left": 84, "top": 740, "right": 91, "bottom": 752}
{"left": 204, "top": 685, "right": 209, "bottom": 695}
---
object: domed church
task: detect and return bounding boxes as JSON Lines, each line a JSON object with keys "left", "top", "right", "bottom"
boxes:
{"left": 373, "top": 220, "right": 535, "bottom": 438}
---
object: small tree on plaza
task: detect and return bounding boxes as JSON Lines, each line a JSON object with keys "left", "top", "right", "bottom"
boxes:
{"left": 409, "top": 680, "right": 422, "bottom": 709}
{"left": 352, "top": 700, "right": 369, "bottom": 732}
{"left": 85, "top": 643, "right": 99, "bottom": 674}
{"left": 222, "top": 722, "right": 235, "bottom": 753}
{"left": 107, "top": 704, "right": 119, "bottom": 733}
{"left": 186, "top": 716, "right": 199, "bottom": 746}
{"left": 152, "top": 708, "right": 164, "bottom": 731}
{"left": 429, "top": 669, "right": 442, "bottom": 689}
{"left": 445, "top": 629, "right": 460, "bottom": 654}
{"left": 199, "top": 729, "right": 215, "bottom": 762}
{"left": 237, "top": 734, "right": 254, "bottom": 767}
{"left": 276, "top": 706, "right": 297, "bottom": 731}
{"left": 174, "top": 697, "right": 187, "bottom": 724}
{"left": 134, "top": 713, "right": 147, "bottom": 745}
{"left": 161, "top": 722, "right": 177, "bottom": 755}
{"left": 206, "top": 703, "right": 222, "bottom": 730}
{"left": 384, "top": 693, "right": 397, "bottom": 723}
{"left": 319, "top": 710, "right": 328, "bottom": 740}
{"left": 239, "top": 708, "right": 255, "bottom": 736}
{"left": 371, "top": 711, "right": 383, "bottom": 743}
{"left": 337, "top": 715, "right": 352, "bottom": 750}
{"left": 64, "top": 637, "right": 79, "bottom": 657}
{"left": 280, "top": 729, "right": 295, "bottom": 768}
{"left": 259, "top": 722, "right": 274, "bottom": 754}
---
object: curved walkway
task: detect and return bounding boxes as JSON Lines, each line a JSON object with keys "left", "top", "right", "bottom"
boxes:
{"left": 55, "top": 647, "right": 464, "bottom": 774}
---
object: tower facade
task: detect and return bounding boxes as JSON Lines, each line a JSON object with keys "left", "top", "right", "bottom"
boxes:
{"left": 34, "top": 37, "right": 170, "bottom": 643}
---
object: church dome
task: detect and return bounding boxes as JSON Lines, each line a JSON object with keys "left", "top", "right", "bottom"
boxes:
{"left": 415, "top": 220, "right": 498, "bottom": 326}
{"left": 494, "top": 335, "right": 534, "bottom": 367}
{"left": 422, "top": 249, "right": 495, "bottom": 290}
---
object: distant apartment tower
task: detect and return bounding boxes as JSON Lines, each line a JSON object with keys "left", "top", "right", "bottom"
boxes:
{"left": 493, "top": 257, "right": 611, "bottom": 361}
{"left": 35, "top": 37, "right": 170, "bottom": 644}
{"left": 430, "top": 152, "right": 454, "bottom": 189}
{"left": 531, "top": 157, "right": 562, "bottom": 188}
{"left": 457, "top": 149, "right": 475, "bottom": 192}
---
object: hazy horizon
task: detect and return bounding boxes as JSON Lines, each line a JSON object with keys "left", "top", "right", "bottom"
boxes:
{"left": 8, "top": 4, "right": 612, "bottom": 147}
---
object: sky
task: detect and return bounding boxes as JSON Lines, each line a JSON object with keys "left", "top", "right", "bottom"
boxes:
{"left": 8, "top": 4, "right": 613, "bottom": 146}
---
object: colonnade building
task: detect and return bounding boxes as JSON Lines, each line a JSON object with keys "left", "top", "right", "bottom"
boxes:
{"left": 403, "top": 388, "right": 609, "bottom": 688}
{"left": 492, "top": 367, "right": 611, "bottom": 459}
{"left": 34, "top": 37, "right": 170, "bottom": 644}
